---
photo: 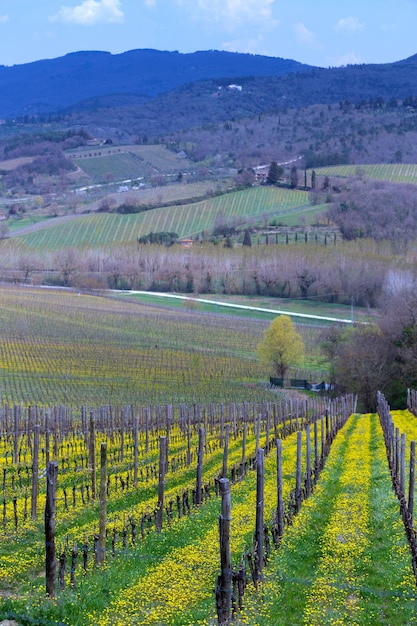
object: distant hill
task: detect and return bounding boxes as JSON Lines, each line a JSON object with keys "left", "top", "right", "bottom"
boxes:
{"left": 0, "top": 49, "right": 312, "bottom": 118}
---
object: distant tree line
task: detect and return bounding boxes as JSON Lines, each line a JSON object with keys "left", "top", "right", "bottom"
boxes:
{"left": 0, "top": 238, "right": 411, "bottom": 310}
{"left": 321, "top": 288, "right": 417, "bottom": 412}
{"left": 328, "top": 178, "right": 417, "bottom": 246}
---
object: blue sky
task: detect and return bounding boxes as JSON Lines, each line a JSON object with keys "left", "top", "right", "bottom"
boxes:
{"left": 1, "top": 0, "right": 417, "bottom": 67}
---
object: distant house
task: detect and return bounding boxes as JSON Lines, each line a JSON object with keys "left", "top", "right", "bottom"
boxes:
{"left": 179, "top": 239, "right": 193, "bottom": 248}
{"left": 228, "top": 84, "right": 242, "bottom": 92}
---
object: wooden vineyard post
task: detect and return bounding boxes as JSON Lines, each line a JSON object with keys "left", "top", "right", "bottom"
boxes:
{"left": 120, "top": 409, "right": 125, "bottom": 463}
{"left": 45, "top": 410, "right": 50, "bottom": 468}
{"left": 295, "top": 431, "right": 303, "bottom": 513}
{"left": 216, "top": 478, "right": 232, "bottom": 626}
{"left": 400, "top": 433, "right": 406, "bottom": 495}
{"left": 305, "top": 424, "right": 311, "bottom": 498}
{"left": 156, "top": 436, "right": 167, "bottom": 532}
{"left": 89, "top": 414, "right": 97, "bottom": 500}
{"left": 222, "top": 424, "right": 230, "bottom": 479}
{"left": 255, "top": 414, "right": 261, "bottom": 455}
{"left": 98, "top": 442, "right": 107, "bottom": 565}
{"left": 13, "top": 405, "right": 19, "bottom": 464}
{"left": 395, "top": 427, "right": 400, "bottom": 480}
{"left": 255, "top": 447, "right": 264, "bottom": 582}
{"left": 241, "top": 420, "right": 247, "bottom": 478}
{"left": 276, "top": 439, "right": 284, "bottom": 539}
{"left": 409, "top": 441, "right": 416, "bottom": 526}
{"left": 45, "top": 461, "right": 58, "bottom": 598}
{"left": 187, "top": 412, "right": 192, "bottom": 466}
{"left": 313, "top": 419, "right": 319, "bottom": 483}
{"left": 133, "top": 416, "right": 139, "bottom": 487}
{"left": 195, "top": 428, "right": 205, "bottom": 506}
{"left": 265, "top": 410, "right": 270, "bottom": 454}
{"left": 145, "top": 409, "right": 149, "bottom": 455}
{"left": 31, "top": 424, "right": 40, "bottom": 520}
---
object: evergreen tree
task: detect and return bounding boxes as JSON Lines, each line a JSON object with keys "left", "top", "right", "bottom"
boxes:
{"left": 242, "top": 228, "right": 252, "bottom": 247}
{"left": 267, "top": 161, "right": 281, "bottom": 185}
{"left": 290, "top": 166, "right": 299, "bottom": 189}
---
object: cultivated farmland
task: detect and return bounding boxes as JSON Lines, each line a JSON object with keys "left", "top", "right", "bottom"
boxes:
{"left": 70, "top": 144, "right": 195, "bottom": 183}
{"left": 1, "top": 395, "right": 416, "bottom": 625}
{"left": 312, "top": 163, "right": 417, "bottom": 184}
{"left": 11, "top": 186, "right": 310, "bottom": 250}
{"left": 0, "top": 286, "right": 273, "bottom": 406}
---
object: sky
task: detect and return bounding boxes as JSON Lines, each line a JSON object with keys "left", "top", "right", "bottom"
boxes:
{"left": 1, "top": 0, "right": 417, "bottom": 68}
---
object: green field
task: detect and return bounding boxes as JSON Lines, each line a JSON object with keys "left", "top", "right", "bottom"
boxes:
{"left": 10, "top": 186, "right": 310, "bottom": 250}
{"left": 70, "top": 144, "right": 194, "bottom": 181}
{"left": 312, "top": 163, "right": 417, "bottom": 184}
{"left": 120, "top": 292, "right": 376, "bottom": 325}
{"left": 74, "top": 152, "right": 152, "bottom": 182}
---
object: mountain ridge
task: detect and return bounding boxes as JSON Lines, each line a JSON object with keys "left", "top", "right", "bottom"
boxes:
{"left": 0, "top": 48, "right": 313, "bottom": 118}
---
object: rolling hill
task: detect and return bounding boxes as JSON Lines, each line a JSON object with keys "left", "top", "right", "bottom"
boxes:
{"left": 0, "top": 49, "right": 312, "bottom": 118}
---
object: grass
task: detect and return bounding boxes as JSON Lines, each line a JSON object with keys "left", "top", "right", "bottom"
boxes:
{"left": 0, "top": 411, "right": 318, "bottom": 625}
{"left": 239, "top": 413, "right": 417, "bottom": 625}
{"left": 74, "top": 153, "right": 152, "bottom": 182}
{"left": 68, "top": 144, "right": 193, "bottom": 172}
{"left": 119, "top": 291, "right": 377, "bottom": 325}
{"left": 1, "top": 412, "right": 414, "bottom": 625}
{"left": 311, "top": 163, "right": 417, "bottom": 185}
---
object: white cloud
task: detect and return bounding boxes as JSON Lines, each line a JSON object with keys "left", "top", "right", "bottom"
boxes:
{"left": 334, "top": 17, "right": 365, "bottom": 33}
{"left": 328, "top": 52, "right": 363, "bottom": 67}
{"left": 143, "top": 0, "right": 156, "bottom": 6}
{"left": 50, "top": 0, "right": 124, "bottom": 25}
{"left": 223, "top": 34, "right": 266, "bottom": 54}
{"left": 293, "top": 22, "right": 320, "bottom": 49}
{"left": 194, "top": 0, "right": 275, "bottom": 24}
{"left": 0, "top": 15, "right": 9, "bottom": 24}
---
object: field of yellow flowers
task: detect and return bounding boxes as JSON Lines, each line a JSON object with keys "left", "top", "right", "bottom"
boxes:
{"left": 239, "top": 412, "right": 417, "bottom": 625}
{"left": 1, "top": 409, "right": 416, "bottom": 625}
{"left": 0, "top": 395, "right": 330, "bottom": 625}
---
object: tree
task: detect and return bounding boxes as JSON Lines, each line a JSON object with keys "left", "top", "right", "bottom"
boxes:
{"left": 267, "top": 161, "right": 282, "bottom": 185}
{"left": 330, "top": 324, "right": 393, "bottom": 412}
{"left": 290, "top": 166, "right": 299, "bottom": 189}
{"left": 242, "top": 228, "right": 252, "bottom": 247}
{"left": 257, "top": 315, "right": 304, "bottom": 379}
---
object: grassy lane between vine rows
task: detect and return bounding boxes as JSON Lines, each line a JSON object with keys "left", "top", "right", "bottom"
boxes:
{"left": 238, "top": 413, "right": 417, "bottom": 626}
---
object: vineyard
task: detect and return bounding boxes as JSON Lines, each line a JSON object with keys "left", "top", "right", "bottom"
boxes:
{"left": 0, "top": 286, "right": 416, "bottom": 624}
{"left": 1, "top": 391, "right": 417, "bottom": 625}
{"left": 312, "top": 163, "right": 417, "bottom": 184}
{"left": 10, "top": 187, "right": 310, "bottom": 251}
{"left": 68, "top": 144, "right": 193, "bottom": 173}
{"left": 73, "top": 152, "right": 153, "bottom": 182}
{"left": 0, "top": 287, "right": 288, "bottom": 407}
